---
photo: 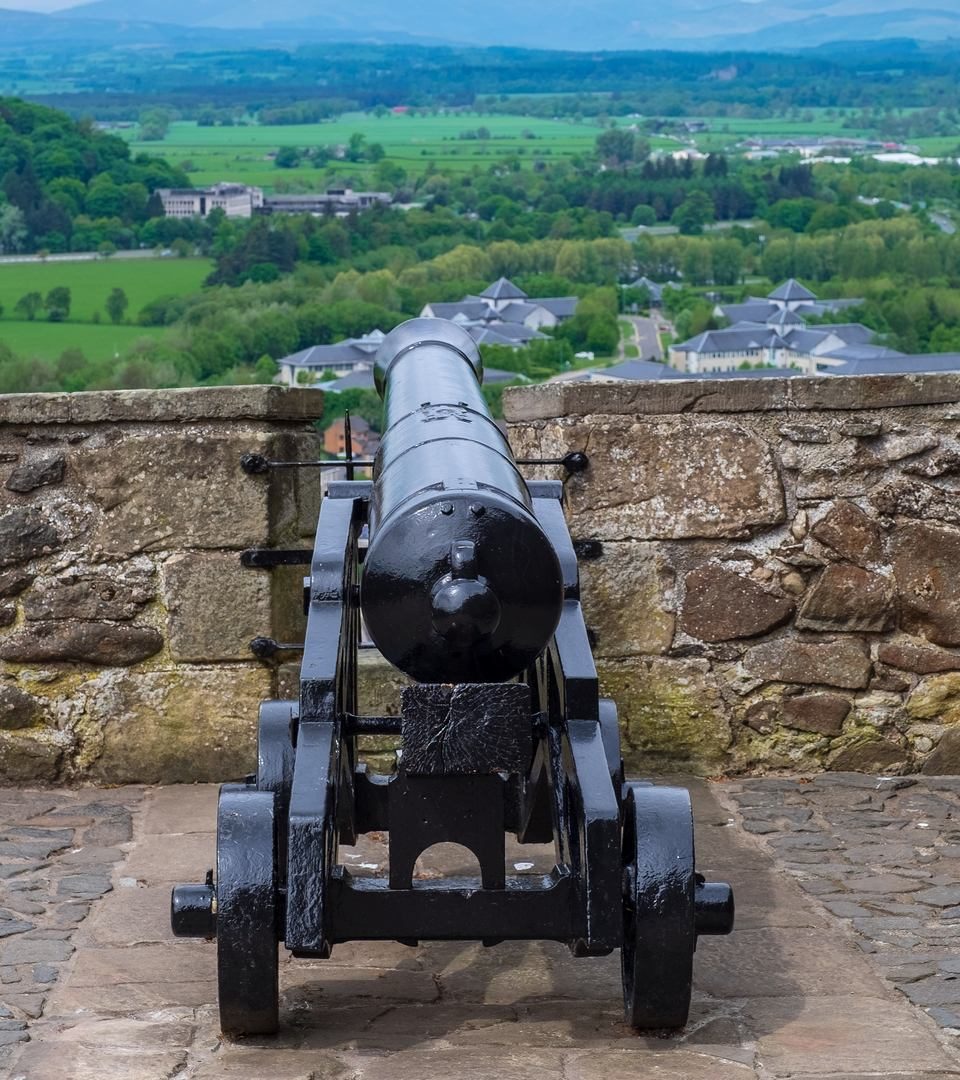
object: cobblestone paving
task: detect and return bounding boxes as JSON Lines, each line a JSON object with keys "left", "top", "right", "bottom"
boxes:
{"left": 6, "top": 779, "right": 960, "bottom": 1080}
{"left": 0, "top": 787, "right": 143, "bottom": 1073}
{"left": 726, "top": 773, "right": 960, "bottom": 1037}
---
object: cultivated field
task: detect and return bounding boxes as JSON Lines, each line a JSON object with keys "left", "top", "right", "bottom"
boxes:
{"left": 128, "top": 113, "right": 612, "bottom": 188}
{"left": 0, "top": 258, "right": 211, "bottom": 360}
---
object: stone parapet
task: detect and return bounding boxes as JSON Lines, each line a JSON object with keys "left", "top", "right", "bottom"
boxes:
{"left": 0, "top": 386, "right": 322, "bottom": 784}
{"left": 506, "top": 374, "right": 960, "bottom": 775}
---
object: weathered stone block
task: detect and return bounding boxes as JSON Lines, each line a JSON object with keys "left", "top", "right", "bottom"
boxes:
{"left": 680, "top": 564, "right": 793, "bottom": 642}
{"left": 744, "top": 638, "right": 872, "bottom": 689}
{"left": 0, "top": 507, "right": 60, "bottom": 567}
{"left": 810, "top": 500, "right": 882, "bottom": 564}
{"left": 81, "top": 666, "right": 268, "bottom": 783}
{"left": 0, "top": 684, "right": 39, "bottom": 730}
{"left": 558, "top": 416, "right": 785, "bottom": 540}
{"left": 922, "top": 727, "right": 960, "bottom": 774}
{"left": 23, "top": 561, "right": 155, "bottom": 623}
{"left": 879, "top": 639, "right": 960, "bottom": 674}
{"left": 784, "top": 439, "right": 882, "bottom": 500}
{"left": 796, "top": 564, "right": 895, "bottom": 632}
{"left": 872, "top": 432, "right": 940, "bottom": 463}
{"left": 598, "top": 656, "right": 730, "bottom": 771}
{"left": 828, "top": 737, "right": 907, "bottom": 772}
{"left": 873, "top": 475, "right": 960, "bottom": 527}
{"left": 5, "top": 452, "right": 65, "bottom": 493}
{"left": 780, "top": 692, "right": 851, "bottom": 735}
{"left": 72, "top": 430, "right": 280, "bottom": 554}
{"left": 906, "top": 673, "right": 960, "bottom": 725}
{"left": 162, "top": 552, "right": 271, "bottom": 662}
{"left": 0, "top": 621, "right": 162, "bottom": 666}
{"left": 503, "top": 372, "right": 960, "bottom": 421}
{"left": 0, "top": 727, "right": 69, "bottom": 782}
{"left": 892, "top": 522, "right": 960, "bottom": 646}
{"left": 580, "top": 542, "right": 674, "bottom": 656}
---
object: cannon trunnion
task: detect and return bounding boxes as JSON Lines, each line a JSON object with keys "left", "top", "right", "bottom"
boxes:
{"left": 171, "top": 318, "right": 734, "bottom": 1036}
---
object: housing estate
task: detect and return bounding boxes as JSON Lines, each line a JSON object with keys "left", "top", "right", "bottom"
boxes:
{"left": 668, "top": 279, "right": 898, "bottom": 375}
{"left": 275, "top": 327, "right": 517, "bottom": 391}
{"left": 622, "top": 276, "right": 680, "bottom": 307}
{"left": 420, "top": 277, "right": 578, "bottom": 339}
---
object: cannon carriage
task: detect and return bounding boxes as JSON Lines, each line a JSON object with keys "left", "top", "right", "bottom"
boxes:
{"left": 171, "top": 318, "right": 734, "bottom": 1036}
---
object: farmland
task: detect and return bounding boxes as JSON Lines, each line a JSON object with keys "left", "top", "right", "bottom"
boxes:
{"left": 128, "top": 113, "right": 620, "bottom": 189}
{"left": 0, "top": 258, "right": 212, "bottom": 360}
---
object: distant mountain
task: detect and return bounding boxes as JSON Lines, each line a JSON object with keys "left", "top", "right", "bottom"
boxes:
{"left": 0, "top": 6, "right": 453, "bottom": 47}
{"left": 6, "top": 0, "right": 960, "bottom": 50}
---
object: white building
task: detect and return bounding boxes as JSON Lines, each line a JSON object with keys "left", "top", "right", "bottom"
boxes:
{"left": 157, "top": 183, "right": 264, "bottom": 219}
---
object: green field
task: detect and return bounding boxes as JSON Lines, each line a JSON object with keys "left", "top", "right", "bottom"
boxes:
{"left": 127, "top": 113, "right": 609, "bottom": 189}
{"left": 0, "top": 258, "right": 212, "bottom": 323}
{"left": 0, "top": 257, "right": 211, "bottom": 361}
{"left": 0, "top": 321, "right": 167, "bottom": 361}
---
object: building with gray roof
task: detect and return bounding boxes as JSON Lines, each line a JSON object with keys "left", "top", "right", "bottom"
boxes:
{"left": 276, "top": 330, "right": 386, "bottom": 387}
{"left": 671, "top": 280, "right": 881, "bottom": 375}
{"left": 421, "top": 278, "right": 578, "bottom": 337}
{"left": 768, "top": 278, "right": 817, "bottom": 305}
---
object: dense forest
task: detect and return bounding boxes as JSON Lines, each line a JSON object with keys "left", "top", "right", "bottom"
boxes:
{"left": 0, "top": 98, "right": 187, "bottom": 253}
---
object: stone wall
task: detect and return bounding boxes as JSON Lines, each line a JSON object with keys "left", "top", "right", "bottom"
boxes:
{"left": 0, "top": 387, "right": 322, "bottom": 784}
{"left": 5, "top": 375, "right": 960, "bottom": 784}
{"left": 505, "top": 373, "right": 960, "bottom": 776}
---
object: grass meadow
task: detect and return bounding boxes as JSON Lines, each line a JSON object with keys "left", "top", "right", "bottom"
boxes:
{"left": 0, "top": 321, "right": 166, "bottom": 361}
{"left": 128, "top": 113, "right": 611, "bottom": 189}
{"left": 0, "top": 258, "right": 211, "bottom": 360}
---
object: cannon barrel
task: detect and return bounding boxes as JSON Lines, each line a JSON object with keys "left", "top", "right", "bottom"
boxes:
{"left": 360, "top": 318, "right": 563, "bottom": 683}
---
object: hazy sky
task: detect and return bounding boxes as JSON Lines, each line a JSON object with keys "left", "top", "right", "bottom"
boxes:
{"left": 4, "top": 0, "right": 75, "bottom": 9}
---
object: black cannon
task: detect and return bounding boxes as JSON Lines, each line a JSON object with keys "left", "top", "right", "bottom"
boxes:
{"left": 171, "top": 317, "right": 734, "bottom": 1036}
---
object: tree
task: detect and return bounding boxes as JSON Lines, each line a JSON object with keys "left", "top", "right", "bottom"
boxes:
{"left": 45, "top": 286, "right": 70, "bottom": 322}
{"left": 105, "top": 287, "right": 128, "bottom": 325}
{"left": 671, "top": 191, "right": 715, "bottom": 236}
{"left": 630, "top": 204, "right": 657, "bottom": 227}
{"left": 595, "top": 129, "right": 639, "bottom": 169}
{"left": 139, "top": 108, "right": 171, "bottom": 141}
{"left": 0, "top": 205, "right": 27, "bottom": 255}
{"left": 275, "top": 146, "right": 301, "bottom": 169}
{"left": 14, "top": 292, "right": 42, "bottom": 321}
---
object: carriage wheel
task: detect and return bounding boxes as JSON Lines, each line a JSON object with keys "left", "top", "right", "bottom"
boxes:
{"left": 217, "top": 787, "right": 280, "bottom": 1037}
{"left": 621, "top": 783, "right": 697, "bottom": 1032}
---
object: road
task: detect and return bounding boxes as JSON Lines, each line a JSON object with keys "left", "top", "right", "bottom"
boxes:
{"left": 629, "top": 314, "right": 663, "bottom": 360}
{"left": 0, "top": 249, "right": 172, "bottom": 266}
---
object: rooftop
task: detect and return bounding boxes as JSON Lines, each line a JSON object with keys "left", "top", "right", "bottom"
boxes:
{"left": 480, "top": 276, "right": 528, "bottom": 301}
